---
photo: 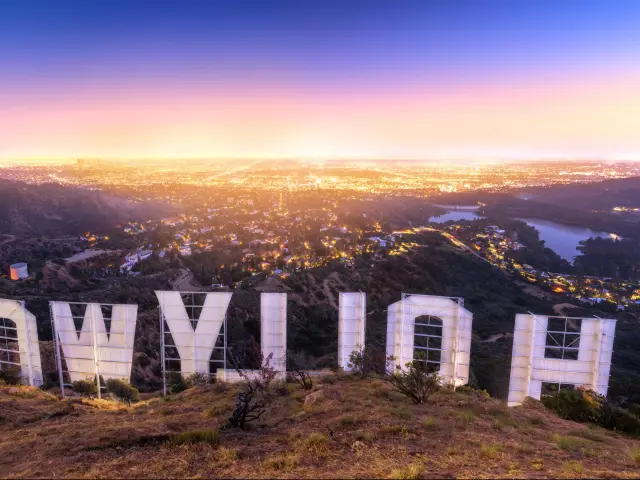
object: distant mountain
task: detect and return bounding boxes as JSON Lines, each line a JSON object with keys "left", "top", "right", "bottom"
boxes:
{"left": 521, "top": 176, "right": 640, "bottom": 210}
{"left": 0, "top": 180, "right": 165, "bottom": 236}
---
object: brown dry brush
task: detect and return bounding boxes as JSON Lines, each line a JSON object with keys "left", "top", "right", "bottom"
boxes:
{"left": 228, "top": 352, "right": 278, "bottom": 430}
{"left": 287, "top": 351, "right": 315, "bottom": 390}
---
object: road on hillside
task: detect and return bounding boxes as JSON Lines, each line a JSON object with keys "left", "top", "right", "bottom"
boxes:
{"left": 172, "top": 268, "right": 203, "bottom": 292}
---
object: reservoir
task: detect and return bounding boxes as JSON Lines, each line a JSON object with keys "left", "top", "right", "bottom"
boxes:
{"left": 516, "top": 218, "right": 615, "bottom": 262}
{"left": 429, "top": 210, "right": 484, "bottom": 223}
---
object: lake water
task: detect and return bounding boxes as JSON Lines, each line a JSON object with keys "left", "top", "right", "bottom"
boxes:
{"left": 516, "top": 218, "right": 615, "bottom": 262}
{"left": 429, "top": 211, "right": 484, "bottom": 223}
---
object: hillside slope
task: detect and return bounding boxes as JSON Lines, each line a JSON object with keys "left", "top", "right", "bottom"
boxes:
{"left": 0, "top": 179, "right": 164, "bottom": 236}
{"left": 1, "top": 379, "right": 639, "bottom": 478}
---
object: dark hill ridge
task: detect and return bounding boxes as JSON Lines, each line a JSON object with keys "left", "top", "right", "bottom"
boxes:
{"left": 521, "top": 176, "right": 640, "bottom": 210}
{"left": 0, "top": 179, "right": 165, "bottom": 236}
{"left": 1, "top": 378, "right": 639, "bottom": 478}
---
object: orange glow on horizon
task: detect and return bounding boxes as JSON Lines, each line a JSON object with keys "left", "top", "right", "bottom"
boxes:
{"left": 2, "top": 69, "right": 640, "bottom": 162}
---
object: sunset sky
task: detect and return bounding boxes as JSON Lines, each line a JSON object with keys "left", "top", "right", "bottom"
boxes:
{"left": 1, "top": 0, "right": 639, "bottom": 162}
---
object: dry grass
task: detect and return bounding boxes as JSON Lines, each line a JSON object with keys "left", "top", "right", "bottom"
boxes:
{"left": 422, "top": 416, "right": 437, "bottom": 429}
{"left": 552, "top": 434, "right": 591, "bottom": 452}
{"left": 168, "top": 429, "right": 220, "bottom": 446}
{"left": 480, "top": 443, "right": 503, "bottom": 459}
{"left": 262, "top": 453, "right": 300, "bottom": 471}
{"left": 562, "top": 460, "right": 584, "bottom": 474}
{"left": 388, "top": 463, "right": 423, "bottom": 479}
{"left": 1, "top": 380, "right": 640, "bottom": 478}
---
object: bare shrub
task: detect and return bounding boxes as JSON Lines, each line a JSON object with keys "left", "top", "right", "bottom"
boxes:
{"left": 228, "top": 352, "right": 278, "bottom": 430}
{"left": 287, "top": 351, "right": 314, "bottom": 390}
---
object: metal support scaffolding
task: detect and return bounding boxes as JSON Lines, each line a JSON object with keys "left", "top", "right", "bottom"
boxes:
{"left": 0, "top": 299, "right": 43, "bottom": 386}
{"left": 507, "top": 313, "right": 616, "bottom": 406}
{"left": 156, "top": 291, "right": 230, "bottom": 394}
{"left": 50, "top": 301, "right": 138, "bottom": 397}
{"left": 386, "top": 294, "right": 472, "bottom": 386}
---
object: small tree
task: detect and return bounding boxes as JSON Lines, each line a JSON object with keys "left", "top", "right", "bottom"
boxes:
{"left": 228, "top": 353, "right": 278, "bottom": 430}
{"left": 382, "top": 353, "right": 440, "bottom": 404}
{"left": 72, "top": 378, "right": 98, "bottom": 398}
{"left": 105, "top": 378, "right": 140, "bottom": 405}
{"left": 347, "top": 347, "right": 369, "bottom": 377}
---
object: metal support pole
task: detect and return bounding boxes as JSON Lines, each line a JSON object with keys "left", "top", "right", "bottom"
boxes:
{"left": 360, "top": 290, "right": 366, "bottom": 349}
{"left": 592, "top": 316, "right": 604, "bottom": 391}
{"left": 21, "top": 301, "right": 35, "bottom": 386}
{"left": 223, "top": 308, "right": 227, "bottom": 382}
{"left": 90, "top": 304, "right": 101, "bottom": 399}
{"left": 160, "top": 303, "right": 167, "bottom": 396}
{"left": 400, "top": 292, "right": 406, "bottom": 369}
{"left": 50, "top": 302, "right": 66, "bottom": 397}
{"left": 451, "top": 299, "right": 461, "bottom": 385}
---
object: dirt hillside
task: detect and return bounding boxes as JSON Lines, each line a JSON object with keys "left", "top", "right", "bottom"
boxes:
{"left": 1, "top": 378, "right": 639, "bottom": 479}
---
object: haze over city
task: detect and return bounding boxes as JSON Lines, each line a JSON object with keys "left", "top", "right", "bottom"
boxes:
{"left": 2, "top": 0, "right": 640, "bottom": 162}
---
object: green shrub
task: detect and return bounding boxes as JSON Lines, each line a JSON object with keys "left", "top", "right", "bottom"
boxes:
{"left": 543, "top": 388, "right": 640, "bottom": 437}
{"left": 167, "top": 371, "right": 189, "bottom": 394}
{"left": 106, "top": 378, "right": 140, "bottom": 404}
{"left": 600, "top": 402, "right": 640, "bottom": 436}
{"left": 542, "top": 388, "right": 603, "bottom": 424}
{"left": 72, "top": 379, "right": 98, "bottom": 397}
{"left": 0, "top": 367, "right": 22, "bottom": 385}
{"left": 383, "top": 352, "right": 440, "bottom": 404}
{"left": 455, "top": 384, "right": 491, "bottom": 398}
{"left": 168, "top": 429, "right": 220, "bottom": 446}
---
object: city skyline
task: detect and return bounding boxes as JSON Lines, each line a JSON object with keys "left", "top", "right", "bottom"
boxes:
{"left": 2, "top": 0, "right": 640, "bottom": 162}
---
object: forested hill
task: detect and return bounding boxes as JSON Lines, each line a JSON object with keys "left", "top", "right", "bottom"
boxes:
{"left": 0, "top": 179, "right": 166, "bottom": 236}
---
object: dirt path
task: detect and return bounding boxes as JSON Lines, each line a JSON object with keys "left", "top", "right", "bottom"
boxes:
{"left": 172, "top": 269, "right": 203, "bottom": 292}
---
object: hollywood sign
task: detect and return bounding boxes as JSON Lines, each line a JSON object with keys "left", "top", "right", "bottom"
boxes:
{"left": 0, "top": 293, "right": 616, "bottom": 405}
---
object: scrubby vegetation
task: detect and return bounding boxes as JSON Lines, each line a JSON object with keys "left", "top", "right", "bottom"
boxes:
{"left": 382, "top": 354, "right": 441, "bottom": 404}
{"left": 228, "top": 353, "right": 278, "bottom": 429}
{"left": 71, "top": 379, "right": 98, "bottom": 398}
{"left": 105, "top": 378, "right": 140, "bottom": 405}
{"left": 2, "top": 374, "right": 640, "bottom": 478}
{"left": 542, "top": 388, "right": 640, "bottom": 436}
{"left": 0, "top": 367, "right": 21, "bottom": 386}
